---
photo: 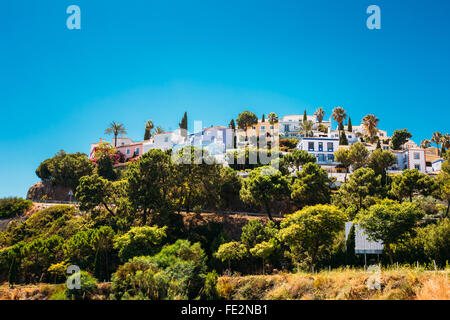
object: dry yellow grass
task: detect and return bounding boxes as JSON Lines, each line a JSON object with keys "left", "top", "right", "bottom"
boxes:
{"left": 217, "top": 269, "right": 450, "bottom": 300}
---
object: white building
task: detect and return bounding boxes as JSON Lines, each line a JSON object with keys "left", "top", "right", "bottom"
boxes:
{"left": 279, "top": 115, "right": 331, "bottom": 139}
{"left": 389, "top": 148, "right": 426, "bottom": 174}
{"left": 329, "top": 130, "right": 359, "bottom": 145}
{"left": 142, "top": 130, "right": 186, "bottom": 153}
{"left": 189, "top": 126, "right": 234, "bottom": 152}
{"left": 431, "top": 159, "right": 445, "bottom": 173}
{"left": 296, "top": 137, "right": 339, "bottom": 164}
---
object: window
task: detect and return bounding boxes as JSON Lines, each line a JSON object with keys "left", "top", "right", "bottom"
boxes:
{"left": 126, "top": 149, "right": 130, "bottom": 155}
{"left": 164, "top": 137, "right": 169, "bottom": 142}
{"left": 270, "top": 126, "right": 274, "bottom": 130}
{"left": 308, "top": 142, "right": 314, "bottom": 151}
{"left": 328, "top": 154, "right": 335, "bottom": 162}
{"left": 284, "top": 125, "right": 289, "bottom": 132}
{"left": 318, "top": 142, "right": 323, "bottom": 151}
{"left": 135, "top": 148, "right": 140, "bottom": 155}
{"left": 414, "top": 152, "right": 420, "bottom": 160}
{"left": 318, "top": 154, "right": 325, "bottom": 162}
{"left": 327, "top": 142, "right": 334, "bottom": 152}
{"left": 260, "top": 126, "right": 265, "bottom": 131}
{"left": 415, "top": 164, "right": 421, "bottom": 170}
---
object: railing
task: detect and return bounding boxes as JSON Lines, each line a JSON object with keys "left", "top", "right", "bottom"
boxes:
{"left": 31, "top": 199, "right": 79, "bottom": 205}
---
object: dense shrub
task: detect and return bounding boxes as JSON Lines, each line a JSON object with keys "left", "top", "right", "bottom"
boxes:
{"left": 65, "top": 271, "right": 98, "bottom": 300}
{"left": 0, "top": 197, "right": 32, "bottom": 219}
{"left": 110, "top": 240, "right": 210, "bottom": 300}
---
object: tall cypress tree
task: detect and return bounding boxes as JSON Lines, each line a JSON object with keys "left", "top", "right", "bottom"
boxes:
{"left": 179, "top": 112, "right": 188, "bottom": 137}
{"left": 348, "top": 117, "right": 353, "bottom": 132}
{"left": 262, "top": 114, "right": 265, "bottom": 122}
{"left": 340, "top": 131, "right": 349, "bottom": 145}
{"left": 229, "top": 119, "right": 236, "bottom": 130}
{"left": 303, "top": 110, "right": 307, "bottom": 123}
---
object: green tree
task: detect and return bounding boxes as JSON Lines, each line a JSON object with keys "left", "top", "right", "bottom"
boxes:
{"left": 240, "top": 166, "right": 290, "bottom": 220}
{"left": 333, "top": 168, "right": 381, "bottom": 216}
{"left": 35, "top": 151, "right": 95, "bottom": 191}
{"left": 172, "top": 146, "right": 222, "bottom": 213}
{"left": 299, "top": 120, "right": 314, "bottom": 137}
{"left": 65, "top": 271, "right": 98, "bottom": 300}
{"left": 76, "top": 174, "right": 116, "bottom": 214}
{"left": 236, "top": 111, "right": 258, "bottom": 138}
{"left": 357, "top": 199, "right": 425, "bottom": 264}
{"left": 367, "top": 149, "right": 396, "bottom": 185}
{"left": 250, "top": 240, "right": 277, "bottom": 274}
{"left": 332, "top": 107, "right": 347, "bottom": 137}
{"left": 349, "top": 142, "right": 369, "bottom": 170}
{"left": 179, "top": 112, "right": 188, "bottom": 137}
{"left": 218, "top": 167, "right": 242, "bottom": 210}
{"left": 303, "top": 109, "right": 307, "bottom": 123}
{"left": 114, "top": 226, "right": 167, "bottom": 262}
{"left": 0, "top": 198, "right": 32, "bottom": 219}
{"left": 314, "top": 107, "right": 325, "bottom": 123}
{"left": 280, "top": 150, "right": 316, "bottom": 173}
{"left": 144, "top": 120, "right": 154, "bottom": 140}
{"left": 268, "top": 112, "right": 278, "bottom": 124}
{"left": 126, "top": 149, "right": 175, "bottom": 225}
{"left": 105, "top": 121, "right": 127, "bottom": 147}
{"left": 291, "top": 163, "right": 331, "bottom": 206}
{"left": 279, "top": 205, "right": 347, "bottom": 271}
{"left": 334, "top": 148, "right": 352, "bottom": 181}
{"left": 390, "top": 129, "right": 412, "bottom": 150}
{"left": 214, "top": 241, "right": 247, "bottom": 271}
{"left": 391, "top": 169, "right": 437, "bottom": 202}
{"left": 347, "top": 117, "right": 352, "bottom": 132}
{"left": 339, "top": 131, "right": 348, "bottom": 145}
{"left": 240, "top": 219, "right": 278, "bottom": 250}
{"left": 436, "top": 171, "right": 450, "bottom": 217}
{"left": 362, "top": 114, "right": 379, "bottom": 144}
{"left": 422, "top": 218, "right": 450, "bottom": 266}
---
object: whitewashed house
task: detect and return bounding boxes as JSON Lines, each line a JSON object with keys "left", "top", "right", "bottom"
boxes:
{"left": 296, "top": 137, "right": 339, "bottom": 164}
{"left": 142, "top": 130, "right": 186, "bottom": 153}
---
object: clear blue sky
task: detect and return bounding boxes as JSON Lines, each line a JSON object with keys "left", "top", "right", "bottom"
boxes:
{"left": 1, "top": 0, "right": 449, "bottom": 197}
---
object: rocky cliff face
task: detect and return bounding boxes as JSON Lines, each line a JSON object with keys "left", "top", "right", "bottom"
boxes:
{"left": 26, "top": 180, "right": 73, "bottom": 201}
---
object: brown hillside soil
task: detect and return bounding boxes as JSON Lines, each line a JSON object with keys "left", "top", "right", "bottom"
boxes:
{"left": 217, "top": 270, "right": 450, "bottom": 300}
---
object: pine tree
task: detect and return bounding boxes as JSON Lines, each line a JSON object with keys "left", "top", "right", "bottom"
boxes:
{"left": 229, "top": 119, "right": 236, "bottom": 130}
{"left": 348, "top": 117, "right": 353, "bottom": 132}
{"left": 340, "top": 131, "right": 348, "bottom": 145}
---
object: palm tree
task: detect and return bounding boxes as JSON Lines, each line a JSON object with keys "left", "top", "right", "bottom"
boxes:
{"left": 154, "top": 126, "right": 165, "bottom": 134}
{"left": 314, "top": 107, "right": 325, "bottom": 123}
{"left": 362, "top": 114, "right": 379, "bottom": 144}
{"left": 331, "top": 107, "right": 347, "bottom": 137}
{"left": 420, "top": 139, "right": 431, "bottom": 149}
{"left": 268, "top": 112, "right": 278, "bottom": 125}
{"left": 299, "top": 120, "right": 314, "bottom": 137}
{"left": 441, "top": 133, "right": 450, "bottom": 153}
{"left": 144, "top": 120, "right": 154, "bottom": 140}
{"left": 105, "top": 121, "right": 127, "bottom": 147}
{"left": 431, "top": 132, "right": 443, "bottom": 151}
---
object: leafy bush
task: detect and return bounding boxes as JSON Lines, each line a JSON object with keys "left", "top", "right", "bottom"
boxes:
{"left": 65, "top": 271, "right": 98, "bottom": 300}
{"left": 0, "top": 197, "right": 32, "bottom": 219}
{"left": 111, "top": 240, "right": 209, "bottom": 300}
